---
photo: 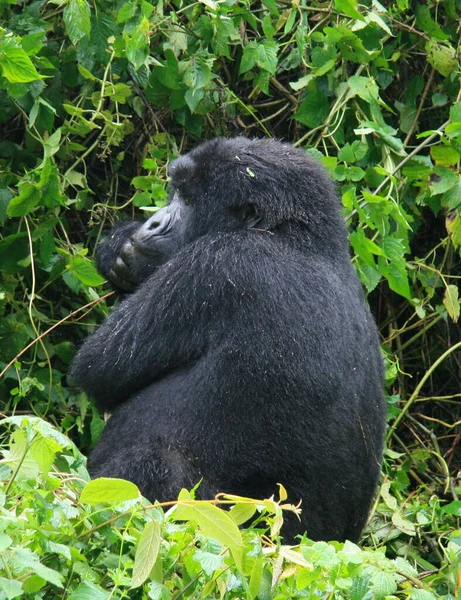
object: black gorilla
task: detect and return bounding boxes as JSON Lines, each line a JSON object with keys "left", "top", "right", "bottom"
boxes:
{"left": 71, "top": 137, "right": 386, "bottom": 542}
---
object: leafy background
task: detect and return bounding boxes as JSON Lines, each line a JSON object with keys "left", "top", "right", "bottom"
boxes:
{"left": 0, "top": 0, "right": 460, "bottom": 598}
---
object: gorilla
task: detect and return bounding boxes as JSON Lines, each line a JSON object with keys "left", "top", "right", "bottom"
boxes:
{"left": 71, "top": 137, "right": 386, "bottom": 543}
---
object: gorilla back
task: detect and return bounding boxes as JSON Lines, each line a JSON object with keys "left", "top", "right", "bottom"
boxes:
{"left": 71, "top": 137, "right": 386, "bottom": 543}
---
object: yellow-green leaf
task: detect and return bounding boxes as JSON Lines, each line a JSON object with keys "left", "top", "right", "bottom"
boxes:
{"left": 0, "top": 42, "right": 41, "bottom": 83}
{"left": 443, "top": 284, "right": 460, "bottom": 323}
{"left": 81, "top": 477, "right": 140, "bottom": 505}
{"left": 132, "top": 521, "right": 162, "bottom": 588}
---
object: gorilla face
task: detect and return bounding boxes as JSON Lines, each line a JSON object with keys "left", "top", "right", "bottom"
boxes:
{"left": 108, "top": 151, "right": 265, "bottom": 291}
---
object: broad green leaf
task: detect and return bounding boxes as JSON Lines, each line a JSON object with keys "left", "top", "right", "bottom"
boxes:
{"left": 12, "top": 549, "right": 63, "bottom": 588}
{"left": 411, "top": 591, "right": 438, "bottom": 600}
{"left": 106, "top": 82, "right": 132, "bottom": 103}
{"left": 175, "top": 502, "right": 244, "bottom": 569}
{"left": 425, "top": 42, "right": 458, "bottom": 77}
{"left": 295, "top": 82, "right": 329, "bottom": 128}
{"left": 391, "top": 511, "right": 416, "bottom": 535}
{"left": 1, "top": 416, "right": 79, "bottom": 452}
{"left": 0, "top": 188, "right": 12, "bottom": 224}
{"left": 239, "top": 41, "right": 259, "bottom": 74}
{"left": 183, "top": 55, "right": 214, "bottom": 90}
{"left": 450, "top": 102, "right": 461, "bottom": 122}
{"left": 334, "top": 0, "right": 364, "bottom": 20}
{"left": 132, "top": 520, "right": 162, "bottom": 588}
{"left": 78, "top": 64, "right": 96, "bottom": 80}
{"left": 445, "top": 122, "right": 461, "bottom": 138}
{"left": 0, "top": 429, "right": 39, "bottom": 478}
{"left": 430, "top": 146, "right": 460, "bottom": 167}
{"left": 64, "top": 0, "right": 91, "bottom": 45}
{"left": 81, "top": 477, "right": 140, "bottom": 504}
{"left": 262, "top": 0, "right": 279, "bottom": 16}
{"left": 430, "top": 166, "right": 458, "bottom": 195}
{"left": 67, "top": 582, "right": 110, "bottom": 599}
{"left": 441, "top": 500, "right": 461, "bottom": 515}
{"left": 125, "top": 17, "right": 149, "bottom": 71}
{"left": 382, "top": 263, "right": 411, "bottom": 299}
{"left": 117, "top": 1, "right": 136, "bottom": 23}
{"left": 229, "top": 502, "right": 257, "bottom": 525}
{"left": 370, "top": 571, "right": 397, "bottom": 596}
{"left": 193, "top": 550, "right": 225, "bottom": 576}
{"left": 0, "top": 41, "right": 40, "bottom": 83}
{"left": 443, "top": 284, "right": 459, "bottom": 323}
{"left": 257, "top": 40, "right": 278, "bottom": 74}
{"left": 29, "top": 435, "right": 61, "bottom": 473}
{"left": 416, "top": 5, "right": 449, "bottom": 40}
{"left": 43, "top": 128, "right": 62, "bottom": 159}
{"left": 68, "top": 255, "right": 105, "bottom": 286}
{"left": 7, "top": 183, "right": 41, "bottom": 217}
{"left": 249, "top": 556, "right": 264, "bottom": 600}
{"left": 0, "top": 577, "right": 23, "bottom": 599}
{"left": 348, "top": 76, "right": 379, "bottom": 103}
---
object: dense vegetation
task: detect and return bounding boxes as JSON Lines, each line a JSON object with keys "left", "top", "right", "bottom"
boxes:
{"left": 0, "top": 0, "right": 460, "bottom": 598}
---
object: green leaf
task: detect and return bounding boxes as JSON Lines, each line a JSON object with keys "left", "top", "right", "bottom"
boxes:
{"left": 370, "top": 571, "right": 397, "bottom": 596}
{"left": 132, "top": 520, "right": 162, "bottom": 588}
{"left": 430, "top": 146, "right": 460, "bottom": 167}
{"left": 249, "top": 556, "right": 264, "bottom": 599}
{"left": 43, "top": 128, "right": 62, "bottom": 159}
{"left": 416, "top": 5, "right": 449, "bottom": 40}
{"left": 68, "top": 582, "right": 110, "bottom": 599}
{"left": 183, "top": 55, "right": 214, "bottom": 90}
{"left": 411, "top": 591, "right": 438, "bottom": 600}
{"left": 106, "top": 82, "right": 132, "bottom": 103}
{"left": 450, "top": 102, "right": 461, "bottom": 122}
{"left": 334, "top": 0, "right": 364, "bottom": 20}
{"left": 64, "top": 0, "right": 91, "bottom": 45}
{"left": 295, "top": 82, "right": 330, "bottom": 128}
{"left": 124, "top": 16, "right": 149, "bottom": 71}
{"left": 7, "top": 183, "right": 41, "bottom": 217}
{"left": 0, "top": 576, "right": 23, "bottom": 599}
{"left": 348, "top": 76, "right": 379, "bottom": 103}
{"left": 257, "top": 40, "right": 278, "bottom": 74}
{"left": 441, "top": 500, "right": 461, "bottom": 516}
{"left": 175, "top": 502, "right": 244, "bottom": 569}
{"left": 68, "top": 255, "right": 106, "bottom": 286}
{"left": 117, "top": 1, "right": 136, "bottom": 23}
{"left": 262, "top": 0, "right": 279, "bottom": 16}
{"left": 77, "top": 64, "right": 96, "bottom": 80}
{"left": 430, "top": 166, "right": 459, "bottom": 195}
{"left": 0, "top": 40, "right": 41, "bottom": 83}
{"left": 443, "top": 284, "right": 460, "bottom": 323}
{"left": 229, "top": 502, "right": 257, "bottom": 526}
{"left": 193, "top": 550, "right": 225, "bottom": 576}
{"left": 81, "top": 477, "right": 140, "bottom": 505}
{"left": 425, "top": 42, "right": 458, "bottom": 77}
{"left": 0, "top": 188, "right": 12, "bottom": 224}
{"left": 239, "top": 41, "right": 259, "bottom": 74}
{"left": 12, "top": 549, "right": 63, "bottom": 588}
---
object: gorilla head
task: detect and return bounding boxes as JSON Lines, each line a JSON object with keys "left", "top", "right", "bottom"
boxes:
{"left": 71, "top": 137, "right": 386, "bottom": 543}
{"left": 102, "top": 138, "right": 347, "bottom": 292}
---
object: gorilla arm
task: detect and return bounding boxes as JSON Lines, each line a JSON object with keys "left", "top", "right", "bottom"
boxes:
{"left": 70, "top": 235, "right": 238, "bottom": 412}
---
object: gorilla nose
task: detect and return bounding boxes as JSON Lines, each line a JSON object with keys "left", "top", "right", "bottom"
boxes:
{"left": 145, "top": 211, "right": 171, "bottom": 234}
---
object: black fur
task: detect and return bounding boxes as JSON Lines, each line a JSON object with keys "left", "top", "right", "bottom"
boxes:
{"left": 71, "top": 137, "right": 386, "bottom": 542}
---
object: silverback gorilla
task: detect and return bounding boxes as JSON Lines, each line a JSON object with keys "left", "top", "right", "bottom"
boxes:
{"left": 71, "top": 137, "right": 386, "bottom": 543}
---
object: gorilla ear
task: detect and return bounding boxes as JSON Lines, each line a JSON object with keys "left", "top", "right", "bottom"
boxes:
{"left": 237, "top": 204, "right": 262, "bottom": 228}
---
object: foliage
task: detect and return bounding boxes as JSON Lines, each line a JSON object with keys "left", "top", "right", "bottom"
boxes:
{"left": 0, "top": 417, "right": 459, "bottom": 599}
{"left": 0, "top": 0, "right": 460, "bottom": 597}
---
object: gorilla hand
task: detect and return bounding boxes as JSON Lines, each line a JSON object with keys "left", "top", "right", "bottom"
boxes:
{"left": 108, "top": 238, "right": 140, "bottom": 293}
